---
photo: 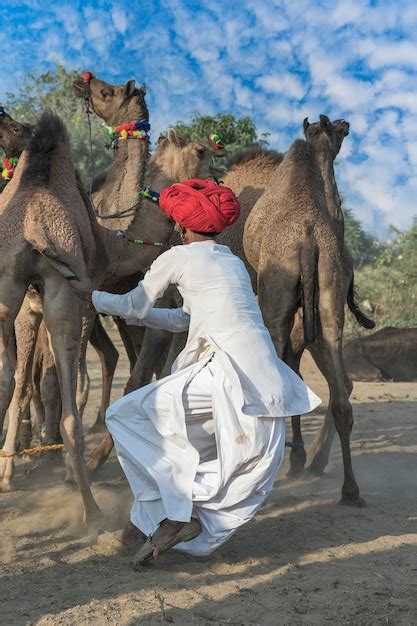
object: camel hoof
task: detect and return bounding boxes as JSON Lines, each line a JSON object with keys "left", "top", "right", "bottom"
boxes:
{"left": 339, "top": 495, "right": 366, "bottom": 508}
{"left": 1, "top": 480, "right": 14, "bottom": 493}
{"left": 83, "top": 506, "right": 105, "bottom": 531}
{"left": 64, "top": 471, "right": 77, "bottom": 485}
{"left": 307, "top": 463, "right": 326, "bottom": 476}
{"left": 286, "top": 448, "right": 306, "bottom": 479}
{"left": 286, "top": 465, "right": 304, "bottom": 480}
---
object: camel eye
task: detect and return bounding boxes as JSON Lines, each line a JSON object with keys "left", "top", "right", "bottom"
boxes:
{"left": 12, "top": 127, "right": 20, "bottom": 134}
{"left": 196, "top": 146, "right": 206, "bottom": 156}
{"left": 100, "top": 88, "right": 114, "bottom": 99}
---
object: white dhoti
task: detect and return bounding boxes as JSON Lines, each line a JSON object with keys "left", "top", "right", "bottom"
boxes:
{"left": 106, "top": 355, "right": 286, "bottom": 556}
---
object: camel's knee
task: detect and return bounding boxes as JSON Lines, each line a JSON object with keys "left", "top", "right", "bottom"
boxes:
{"left": 60, "top": 413, "right": 83, "bottom": 445}
{"left": 331, "top": 398, "right": 353, "bottom": 434}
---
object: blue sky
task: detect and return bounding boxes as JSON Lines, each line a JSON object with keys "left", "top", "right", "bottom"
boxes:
{"left": 2, "top": 0, "right": 417, "bottom": 237}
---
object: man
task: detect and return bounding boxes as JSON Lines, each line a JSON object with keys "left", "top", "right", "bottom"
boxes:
{"left": 71, "top": 179, "right": 320, "bottom": 567}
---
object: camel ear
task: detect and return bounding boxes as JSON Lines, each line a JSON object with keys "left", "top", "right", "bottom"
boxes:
{"left": 138, "top": 82, "right": 146, "bottom": 95}
{"left": 319, "top": 115, "right": 332, "bottom": 131}
{"left": 157, "top": 133, "right": 166, "bottom": 145}
{"left": 303, "top": 117, "right": 310, "bottom": 135}
{"left": 125, "top": 79, "right": 136, "bottom": 97}
{"left": 167, "top": 128, "right": 180, "bottom": 145}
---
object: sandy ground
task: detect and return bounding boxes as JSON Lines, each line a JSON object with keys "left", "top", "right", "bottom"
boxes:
{"left": 1, "top": 330, "right": 417, "bottom": 626}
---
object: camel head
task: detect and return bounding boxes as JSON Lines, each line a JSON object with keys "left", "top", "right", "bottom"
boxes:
{"left": 303, "top": 115, "right": 350, "bottom": 159}
{"left": 0, "top": 108, "right": 33, "bottom": 158}
{"left": 73, "top": 72, "right": 148, "bottom": 126}
{"left": 153, "top": 128, "right": 222, "bottom": 181}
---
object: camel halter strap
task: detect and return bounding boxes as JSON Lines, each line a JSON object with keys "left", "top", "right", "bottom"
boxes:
{"left": 81, "top": 71, "right": 96, "bottom": 205}
{"left": 1, "top": 156, "right": 18, "bottom": 180}
{"left": 97, "top": 187, "right": 160, "bottom": 221}
{"left": 103, "top": 119, "right": 151, "bottom": 148}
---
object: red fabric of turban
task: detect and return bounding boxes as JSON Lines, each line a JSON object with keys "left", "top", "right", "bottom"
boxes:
{"left": 159, "top": 179, "right": 241, "bottom": 233}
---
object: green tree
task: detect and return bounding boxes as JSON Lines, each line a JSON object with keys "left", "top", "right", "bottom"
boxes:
{"left": 4, "top": 63, "right": 111, "bottom": 187}
{"left": 343, "top": 206, "right": 379, "bottom": 267}
{"left": 355, "top": 219, "right": 417, "bottom": 327}
{"left": 174, "top": 113, "right": 267, "bottom": 161}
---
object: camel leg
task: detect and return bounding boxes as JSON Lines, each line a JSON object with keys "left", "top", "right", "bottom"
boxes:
{"left": 13, "top": 297, "right": 42, "bottom": 454}
{"left": 307, "top": 344, "right": 353, "bottom": 475}
{"left": 86, "top": 326, "right": 173, "bottom": 476}
{"left": 31, "top": 322, "right": 62, "bottom": 444}
{"left": 88, "top": 316, "right": 119, "bottom": 432}
{"left": 114, "top": 317, "right": 139, "bottom": 372}
{"left": 285, "top": 349, "right": 307, "bottom": 479}
{"left": 160, "top": 331, "right": 187, "bottom": 378}
{"left": 41, "top": 363, "right": 61, "bottom": 443}
{"left": 0, "top": 282, "right": 29, "bottom": 487}
{"left": 258, "top": 265, "right": 299, "bottom": 359}
{"left": 124, "top": 327, "right": 172, "bottom": 394}
{"left": 42, "top": 275, "right": 101, "bottom": 523}
{"left": 307, "top": 337, "right": 364, "bottom": 506}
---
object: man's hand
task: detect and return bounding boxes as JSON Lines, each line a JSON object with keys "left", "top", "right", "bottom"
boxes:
{"left": 69, "top": 277, "right": 94, "bottom": 304}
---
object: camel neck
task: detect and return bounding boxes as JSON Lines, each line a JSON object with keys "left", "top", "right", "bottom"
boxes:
{"left": 107, "top": 161, "right": 174, "bottom": 281}
{"left": 96, "top": 137, "right": 149, "bottom": 230}
{"left": 313, "top": 148, "right": 344, "bottom": 241}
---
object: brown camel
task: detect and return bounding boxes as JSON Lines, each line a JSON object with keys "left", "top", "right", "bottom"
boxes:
{"left": 0, "top": 112, "right": 105, "bottom": 521}
{"left": 243, "top": 115, "right": 372, "bottom": 507}
{"left": 0, "top": 111, "right": 220, "bottom": 511}
{"left": 84, "top": 128, "right": 222, "bottom": 474}
{"left": 344, "top": 327, "right": 417, "bottom": 382}
{"left": 0, "top": 111, "right": 119, "bottom": 444}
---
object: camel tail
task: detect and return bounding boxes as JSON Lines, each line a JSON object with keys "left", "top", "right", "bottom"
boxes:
{"left": 300, "top": 238, "right": 318, "bottom": 344}
{"left": 347, "top": 277, "right": 375, "bottom": 329}
{"left": 21, "top": 110, "right": 69, "bottom": 188}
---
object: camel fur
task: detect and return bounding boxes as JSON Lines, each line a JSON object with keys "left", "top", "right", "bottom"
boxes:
{"left": 344, "top": 327, "right": 417, "bottom": 382}
{"left": 243, "top": 115, "right": 371, "bottom": 507}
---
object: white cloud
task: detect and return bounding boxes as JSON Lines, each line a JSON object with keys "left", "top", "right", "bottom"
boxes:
{"left": 0, "top": 0, "right": 416, "bottom": 236}
{"left": 256, "top": 74, "right": 306, "bottom": 100}
{"left": 111, "top": 9, "right": 128, "bottom": 34}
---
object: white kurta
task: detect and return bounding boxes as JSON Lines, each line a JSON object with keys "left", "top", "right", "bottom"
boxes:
{"left": 92, "top": 241, "right": 321, "bottom": 555}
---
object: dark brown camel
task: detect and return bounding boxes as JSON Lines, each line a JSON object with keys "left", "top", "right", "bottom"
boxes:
{"left": 344, "top": 327, "right": 417, "bottom": 381}
{"left": 243, "top": 115, "right": 374, "bottom": 507}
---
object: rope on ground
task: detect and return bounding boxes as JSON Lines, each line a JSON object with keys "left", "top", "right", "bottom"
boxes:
{"left": 0, "top": 443, "right": 64, "bottom": 458}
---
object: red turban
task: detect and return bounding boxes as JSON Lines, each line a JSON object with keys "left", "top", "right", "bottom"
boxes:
{"left": 159, "top": 179, "right": 240, "bottom": 233}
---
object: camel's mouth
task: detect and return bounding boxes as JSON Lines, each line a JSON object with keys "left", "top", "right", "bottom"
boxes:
{"left": 73, "top": 79, "right": 86, "bottom": 98}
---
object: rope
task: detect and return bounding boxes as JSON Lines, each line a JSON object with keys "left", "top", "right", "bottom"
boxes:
{"left": 84, "top": 88, "right": 96, "bottom": 205}
{"left": 0, "top": 443, "right": 64, "bottom": 458}
{"left": 285, "top": 441, "right": 305, "bottom": 449}
{"left": 97, "top": 188, "right": 160, "bottom": 220}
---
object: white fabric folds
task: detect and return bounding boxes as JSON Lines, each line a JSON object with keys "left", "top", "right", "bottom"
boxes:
{"left": 92, "top": 241, "right": 321, "bottom": 555}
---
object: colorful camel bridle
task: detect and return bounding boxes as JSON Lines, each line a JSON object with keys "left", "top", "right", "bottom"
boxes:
{"left": 0, "top": 104, "right": 19, "bottom": 181}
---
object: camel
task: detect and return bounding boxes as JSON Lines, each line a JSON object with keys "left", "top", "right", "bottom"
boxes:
{"left": 0, "top": 112, "right": 106, "bottom": 521}
{"left": 0, "top": 110, "right": 119, "bottom": 444}
{"left": 0, "top": 108, "right": 220, "bottom": 516}
{"left": 243, "top": 115, "right": 373, "bottom": 507}
{"left": 344, "top": 327, "right": 417, "bottom": 381}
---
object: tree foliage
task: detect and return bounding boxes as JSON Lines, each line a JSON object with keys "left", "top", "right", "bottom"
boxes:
{"left": 174, "top": 113, "right": 268, "bottom": 160}
{"left": 4, "top": 63, "right": 111, "bottom": 186}
{"left": 343, "top": 206, "right": 378, "bottom": 267}
{"left": 355, "top": 219, "right": 417, "bottom": 327}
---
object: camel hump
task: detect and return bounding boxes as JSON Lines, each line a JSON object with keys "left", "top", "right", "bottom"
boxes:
{"left": 20, "top": 111, "right": 69, "bottom": 188}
